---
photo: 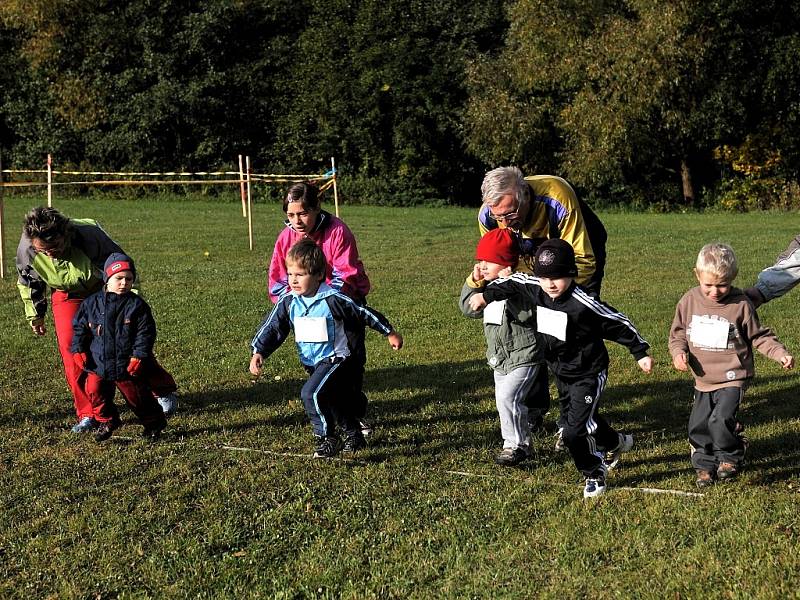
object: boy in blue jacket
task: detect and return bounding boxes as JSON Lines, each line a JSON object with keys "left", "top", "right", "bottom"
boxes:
{"left": 250, "top": 239, "right": 403, "bottom": 458}
{"left": 70, "top": 253, "right": 168, "bottom": 442}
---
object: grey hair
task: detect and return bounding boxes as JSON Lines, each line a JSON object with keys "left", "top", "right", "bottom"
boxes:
{"left": 23, "top": 206, "right": 71, "bottom": 242}
{"left": 696, "top": 242, "right": 738, "bottom": 281}
{"left": 481, "top": 166, "right": 529, "bottom": 209}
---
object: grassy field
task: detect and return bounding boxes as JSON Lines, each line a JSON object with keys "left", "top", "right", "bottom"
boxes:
{"left": 1, "top": 195, "right": 800, "bottom": 598}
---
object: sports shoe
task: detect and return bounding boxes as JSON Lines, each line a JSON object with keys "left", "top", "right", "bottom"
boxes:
{"left": 93, "top": 419, "right": 121, "bottom": 442}
{"left": 71, "top": 416, "right": 97, "bottom": 433}
{"left": 528, "top": 413, "right": 544, "bottom": 435}
{"left": 359, "top": 419, "right": 373, "bottom": 438}
{"left": 583, "top": 472, "right": 607, "bottom": 498}
{"left": 494, "top": 448, "right": 529, "bottom": 466}
{"left": 141, "top": 425, "right": 165, "bottom": 441}
{"left": 342, "top": 431, "right": 367, "bottom": 453}
{"left": 157, "top": 393, "right": 178, "bottom": 418}
{"left": 554, "top": 428, "right": 566, "bottom": 452}
{"left": 603, "top": 433, "right": 634, "bottom": 470}
{"left": 313, "top": 435, "right": 342, "bottom": 458}
{"left": 696, "top": 469, "right": 715, "bottom": 488}
{"left": 717, "top": 462, "right": 739, "bottom": 480}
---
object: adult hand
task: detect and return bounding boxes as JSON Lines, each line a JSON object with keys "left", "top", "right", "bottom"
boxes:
{"left": 73, "top": 352, "right": 88, "bottom": 371}
{"left": 388, "top": 331, "right": 404, "bottom": 350}
{"left": 249, "top": 353, "right": 264, "bottom": 376}
{"left": 781, "top": 354, "right": 795, "bottom": 370}
{"left": 468, "top": 293, "right": 487, "bottom": 312}
{"left": 744, "top": 286, "right": 766, "bottom": 308}
{"left": 637, "top": 356, "right": 654, "bottom": 374}
{"left": 127, "top": 357, "right": 143, "bottom": 377}
{"left": 31, "top": 318, "right": 46, "bottom": 336}
{"left": 672, "top": 353, "right": 688, "bottom": 372}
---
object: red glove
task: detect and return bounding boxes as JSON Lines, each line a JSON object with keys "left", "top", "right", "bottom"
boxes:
{"left": 73, "top": 352, "right": 88, "bottom": 371}
{"left": 127, "top": 357, "right": 143, "bottom": 377}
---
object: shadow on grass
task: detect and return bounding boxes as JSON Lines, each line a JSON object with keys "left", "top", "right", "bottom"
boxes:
{"left": 23, "top": 362, "right": 800, "bottom": 484}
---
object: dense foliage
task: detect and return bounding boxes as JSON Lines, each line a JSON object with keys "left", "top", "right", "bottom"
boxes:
{"left": 1, "top": 0, "right": 799, "bottom": 207}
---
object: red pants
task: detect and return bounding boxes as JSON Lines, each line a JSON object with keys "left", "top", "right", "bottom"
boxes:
{"left": 85, "top": 372, "right": 167, "bottom": 429}
{"left": 51, "top": 290, "right": 177, "bottom": 419}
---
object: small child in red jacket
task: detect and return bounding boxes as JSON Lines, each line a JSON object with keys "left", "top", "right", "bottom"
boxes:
{"left": 71, "top": 254, "right": 168, "bottom": 442}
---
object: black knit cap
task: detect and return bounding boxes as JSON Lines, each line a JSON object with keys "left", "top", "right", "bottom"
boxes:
{"left": 533, "top": 239, "right": 578, "bottom": 278}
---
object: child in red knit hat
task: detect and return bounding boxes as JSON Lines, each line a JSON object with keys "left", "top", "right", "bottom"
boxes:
{"left": 459, "top": 229, "right": 545, "bottom": 466}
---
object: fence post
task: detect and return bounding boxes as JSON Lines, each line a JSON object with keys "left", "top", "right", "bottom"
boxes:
{"left": 246, "top": 156, "right": 254, "bottom": 251}
{"left": 331, "top": 156, "right": 339, "bottom": 218}
{"left": 239, "top": 154, "right": 247, "bottom": 218}
{"left": 0, "top": 151, "right": 5, "bottom": 279}
{"left": 47, "top": 154, "right": 53, "bottom": 207}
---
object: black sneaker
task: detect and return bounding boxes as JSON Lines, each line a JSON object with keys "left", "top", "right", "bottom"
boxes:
{"left": 359, "top": 419, "right": 374, "bottom": 438}
{"left": 93, "top": 418, "right": 121, "bottom": 443}
{"left": 528, "top": 414, "right": 544, "bottom": 435}
{"left": 342, "top": 432, "right": 367, "bottom": 453}
{"left": 141, "top": 426, "right": 164, "bottom": 441}
{"left": 494, "top": 448, "right": 529, "bottom": 466}
{"left": 313, "top": 435, "right": 342, "bottom": 458}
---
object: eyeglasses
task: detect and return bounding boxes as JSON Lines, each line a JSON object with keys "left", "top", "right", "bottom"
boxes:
{"left": 490, "top": 206, "right": 520, "bottom": 223}
{"left": 32, "top": 237, "right": 66, "bottom": 257}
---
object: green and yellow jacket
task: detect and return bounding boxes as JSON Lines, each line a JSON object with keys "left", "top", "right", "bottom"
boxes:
{"left": 16, "top": 219, "right": 124, "bottom": 322}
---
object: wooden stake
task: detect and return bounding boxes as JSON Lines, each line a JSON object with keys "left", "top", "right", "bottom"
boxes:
{"left": 246, "top": 155, "right": 254, "bottom": 251}
{"left": 238, "top": 154, "right": 247, "bottom": 217}
{"left": 0, "top": 151, "right": 5, "bottom": 279}
{"left": 47, "top": 154, "right": 53, "bottom": 207}
{"left": 331, "top": 156, "right": 339, "bottom": 218}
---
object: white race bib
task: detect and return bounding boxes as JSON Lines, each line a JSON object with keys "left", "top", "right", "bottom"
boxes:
{"left": 689, "top": 315, "right": 730, "bottom": 349}
{"left": 537, "top": 306, "right": 568, "bottom": 341}
{"left": 294, "top": 316, "right": 329, "bottom": 342}
{"left": 483, "top": 300, "right": 506, "bottom": 325}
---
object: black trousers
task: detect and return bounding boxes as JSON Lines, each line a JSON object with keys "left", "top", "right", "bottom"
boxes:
{"left": 557, "top": 370, "right": 619, "bottom": 477}
{"left": 688, "top": 386, "right": 745, "bottom": 472}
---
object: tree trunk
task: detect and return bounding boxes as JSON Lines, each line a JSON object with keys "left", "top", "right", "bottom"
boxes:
{"left": 681, "top": 158, "right": 695, "bottom": 206}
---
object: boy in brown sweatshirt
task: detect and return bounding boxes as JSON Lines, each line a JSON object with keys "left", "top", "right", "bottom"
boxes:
{"left": 669, "top": 243, "right": 794, "bottom": 488}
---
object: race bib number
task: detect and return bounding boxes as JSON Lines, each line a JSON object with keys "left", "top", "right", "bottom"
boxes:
{"left": 483, "top": 300, "right": 506, "bottom": 325}
{"left": 294, "top": 317, "right": 329, "bottom": 342}
{"left": 537, "top": 306, "right": 568, "bottom": 341}
{"left": 689, "top": 315, "right": 730, "bottom": 349}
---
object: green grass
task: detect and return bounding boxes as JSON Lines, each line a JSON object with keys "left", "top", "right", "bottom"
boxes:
{"left": 2, "top": 196, "right": 800, "bottom": 598}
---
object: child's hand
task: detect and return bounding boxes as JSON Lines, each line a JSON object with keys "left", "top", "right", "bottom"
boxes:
{"left": 471, "top": 263, "right": 483, "bottom": 283}
{"left": 781, "top": 354, "right": 795, "bottom": 369}
{"left": 388, "top": 331, "right": 403, "bottom": 350}
{"left": 672, "top": 353, "right": 688, "bottom": 372}
{"left": 468, "top": 293, "right": 487, "bottom": 312}
{"left": 498, "top": 266, "right": 513, "bottom": 278}
{"left": 249, "top": 353, "right": 264, "bottom": 376}
{"left": 638, "top": 356, "right": 654, "bottom": 373}
{"left": 127, "top": 357, "right": 143, "bottom": 377}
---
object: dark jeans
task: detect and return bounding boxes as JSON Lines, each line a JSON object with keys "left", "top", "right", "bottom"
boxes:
{"left": 688, "top": 387, "right": 745, "bottom": 471}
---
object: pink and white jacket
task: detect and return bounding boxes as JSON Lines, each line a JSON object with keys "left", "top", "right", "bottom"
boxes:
{"left": 268, "top": 210, "right": 370, "bottom": 304}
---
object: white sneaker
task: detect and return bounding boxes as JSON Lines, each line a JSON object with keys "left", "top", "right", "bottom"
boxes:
{"left": 554, "top": 427, "right": 565, "bottom": 452}
{"left": 157, "top": 393, "right": 178, "bottom": 418}
{"left": 583, "top": 473, "right": 607, "bottom": 498}
{"left": 603, "top": 433, "right": 633, "bottom": 470}
{"left": 71, "top": 416, "right": 97, "bottom": 433}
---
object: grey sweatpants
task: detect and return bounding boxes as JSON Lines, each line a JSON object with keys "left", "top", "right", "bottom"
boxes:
{"left": 688, "top": 386, "right": 745, "bottom": 472}
{"left": 494, "top": 365, "right": 541, "bottom": 452}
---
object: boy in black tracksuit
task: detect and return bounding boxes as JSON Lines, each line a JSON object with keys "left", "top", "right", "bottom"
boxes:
{"left": 468, "top": 239, "right": 653, "bottom": 498}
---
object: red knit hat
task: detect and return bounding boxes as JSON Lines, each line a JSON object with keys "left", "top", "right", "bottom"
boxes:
{"left": 475, "top": 229, "right": 519, "bottom": 267}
